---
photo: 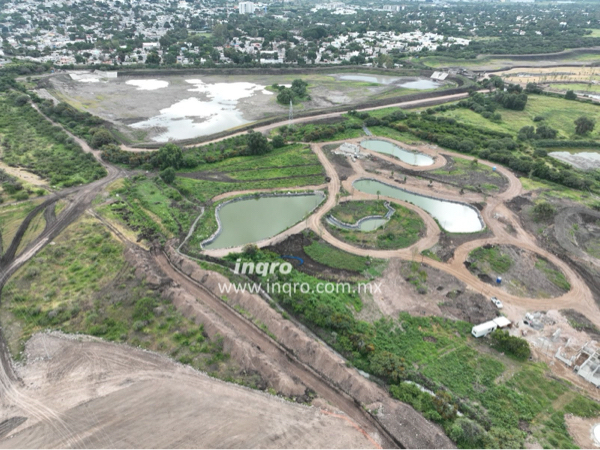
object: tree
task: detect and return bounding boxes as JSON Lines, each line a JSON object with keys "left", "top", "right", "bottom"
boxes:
{"left": 160, "top": 167, "right": 176, "bottom": 184}
{"left": 272, "top": 134, "right": 285, "bottom": 148}
{"left": 276, "top": 88, "right": 295, "bottom": 105}
{"left": 369, "top": 351, "right": 406, "bottom": 383}
{"left": 246, "top": 131, "right": 271, "bottom": 155}
{"left": 145, "top": 51, "right": 160, "bottom": 65}
{"left": 565, "top": 90, "right": 577, "bottom": 100}
{"left": 575, "top": 116, "right": 595, "bottom": 135}
{"left": 291, "top": 79, "right": 308, "bottom": 98}
{"left": 532, "top": 200, "right": 556, "bottom": 221}
{"left": 154, "top": 143, "right": 183, "bottom": 169}
{"left": 490, "top": 330, "right": 531, "bottom": 360}
{"left": 90, "top": 128, "right": 114, "bottom": 149}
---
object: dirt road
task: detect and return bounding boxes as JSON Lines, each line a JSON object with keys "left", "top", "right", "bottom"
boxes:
{"left": 154, "top": 251, "right": 398, "bottom": 449}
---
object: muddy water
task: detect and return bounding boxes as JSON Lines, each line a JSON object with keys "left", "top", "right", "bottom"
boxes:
{"left": 353, "top": 179, "right": 483, "bottom": 233}
{"left": 357, "top": 218, "right": 388, "bottom": 231}
{"left": 337, "top": 74, "right": 400, "bottom": 85}
{"left": 130, "top": 79, "right": 272, "bottom": 142}
{"left": 205, "top": 193, "right": 325, "bottom": 249}
{"left": 126, "top": 79, "right": 169, "bottom": 90}
{"left": 361, "top": 139, "right": 434, "bottom": 166}
{"left": 399, "top": 79, "right": 441, "bottom": 90}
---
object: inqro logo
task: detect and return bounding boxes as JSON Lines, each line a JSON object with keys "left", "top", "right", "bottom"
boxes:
{"left": 234, "top": 256, "right": 302, "bottom": 276}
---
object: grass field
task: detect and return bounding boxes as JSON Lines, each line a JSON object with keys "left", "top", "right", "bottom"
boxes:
{"left": 325, "top": 200, "right": 424, "bottom": 250}
{"left": 438, "top": 95, "right": 600, "bottom": 139}
{"left": 303, "top": 240, "right": 373, "bottom": 273}
{"left": 0, "top": 216, "right": 261, "bottom": 386}
{"left": 0, "top": 200, "right": 43, "bottom": 255}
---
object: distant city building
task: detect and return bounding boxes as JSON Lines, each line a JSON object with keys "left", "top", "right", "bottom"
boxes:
{"left": 238, "top": 1, "right": 255, "bottom": 14}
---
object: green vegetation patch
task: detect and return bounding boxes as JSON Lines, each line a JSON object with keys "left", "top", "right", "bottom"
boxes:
{"left": 325, "top": 200, "right": 424, "bottom": 250}
{"left": 0, "top": 94, "right": 106, "bottom": 186}
{"left": 0, "top": 216, "right": 259, "bottom": 386}
{"left": 303, "top": 240, "right": 372, "bottom": 273}
{"left": 534, "top": 257, "right": 571, "bottom": 291}
{"left": 468, "top": 245, "right": 512, "bottom": 274}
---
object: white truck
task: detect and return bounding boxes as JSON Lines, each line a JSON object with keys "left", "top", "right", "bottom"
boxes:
{"left": 471, "top": 317, "right": 511, "bottom": 338}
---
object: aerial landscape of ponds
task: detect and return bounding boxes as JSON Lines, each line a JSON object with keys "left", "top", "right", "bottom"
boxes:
{"left": 204, "top": 193, "right": 325, "bottom": 249}
{"left": 361, "top": 139, "right": 434, "bottom": 166}
{"left": 353, "top": 179, "right": 484, "bottom": 233}
{"left": 129, "top": 79, "right": 272, "bottom": 142}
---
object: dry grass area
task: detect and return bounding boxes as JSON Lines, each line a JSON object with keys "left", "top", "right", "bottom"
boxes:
{"left": 497, "top": 66, "right": 600, "bottom": 85}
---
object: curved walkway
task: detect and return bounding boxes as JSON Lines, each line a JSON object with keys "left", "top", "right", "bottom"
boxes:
{"left": 202, "top": 136, "right": 600, "bottom": 328}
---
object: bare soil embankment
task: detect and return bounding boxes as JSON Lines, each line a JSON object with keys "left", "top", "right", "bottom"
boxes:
{"left": 0, "top": 332, "right": 379, "bottom": 449}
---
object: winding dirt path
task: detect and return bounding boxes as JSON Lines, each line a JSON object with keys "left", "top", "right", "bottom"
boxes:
{"left": 202, "top": 137, "right": 600, "bottom": 328}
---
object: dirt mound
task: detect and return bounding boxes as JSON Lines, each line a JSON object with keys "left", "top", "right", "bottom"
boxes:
{"left": 1, "top": 332, "right": 378, "bottom": 448}
{"left": 466, "top": 244, "right": 570, "bottom": 298}
{"left": 377, "top": 259, "right": 498, "bottom": 324}
{"left": 555, "top": 207, "right": 600, "bottom": 263}
{"left": 165, "top": 246, "right": 455, "bottom": 449}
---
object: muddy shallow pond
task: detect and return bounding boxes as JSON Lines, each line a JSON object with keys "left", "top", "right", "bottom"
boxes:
{"left": 204, "top": 193, "right": 325, "bottom": 249}
{"left": 353, "top": 179, "right": 483, "bottom": 233}
{"left": 130, "top": 79, "right": 272, "bottom": 142}
{"left": 361, "top": 139, "right": 434, "bottom": 166}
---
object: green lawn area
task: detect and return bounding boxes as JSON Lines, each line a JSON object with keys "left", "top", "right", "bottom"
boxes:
{"left": 303, "top": 240, "right": 373, "bottom": 273}
{"left": 438, "top": 95, "right": 600, "bottom": 139}
{"left": 325, "top": 200, "right": 424, "bottom": 250}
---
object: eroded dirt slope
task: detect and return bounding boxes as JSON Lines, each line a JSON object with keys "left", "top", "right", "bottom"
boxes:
{"left": 0, "top": 333, "right": 379, "bottom": 449}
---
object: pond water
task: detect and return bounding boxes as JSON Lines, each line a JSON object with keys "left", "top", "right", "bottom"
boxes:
{"left": 126, "top": 79, "right": 169, "bottom": 90}
{"left": 353, "top": 179, "right": 483, "bottom": 233}
{"left": 399, "top": 79, "right": 441, "bottom": 90}
{"left": 357, "top": 218, "right": 388, "bottom": 231}
{"left": 549, "top": 151, "right": 600, "bottom": 170}
{"left": 204, "top": 193, "right": 325, "bottom": 249}
{"left": 336, "top": 74, "right": 400, "bottom": 85}
{"left": 335, "top": 74, "right": 441, "bottom": 90}
{"left": 361, "top": 139, "right": 434, "bottom": 166}
{"left": 130, "top": 79, "right": 271, "bottom": 142}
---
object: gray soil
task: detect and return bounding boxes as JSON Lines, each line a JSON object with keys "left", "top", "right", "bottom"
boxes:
{"left": 0, "top": 333, "right": 379, "bottom": 448}
{"left": 376, "top": 259, "right": 499, "bottom": 324}
{"left": 322, "top": 144, "right": 356, "bottom": 181}
{"left": 508, "top": 193, "right": 600, "bottom": 309}
{"left": 427, "top": 228, "right": 494, "bottom": 262}
{"left": 44, "top": 72, "right": 413, "bottom": 143}
{"left": 465, "top": 243, "right": 570, "bottom": 298}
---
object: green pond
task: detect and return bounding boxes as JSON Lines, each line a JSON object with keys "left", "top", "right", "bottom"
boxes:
{"left": 361, "top": 139, "right": 434, "bottom": 166}
{"left": 353, "top": 179, "right": 483, "bottom": 233}
{"left": 204, "top": 193, "right": 325, "bottom": 249}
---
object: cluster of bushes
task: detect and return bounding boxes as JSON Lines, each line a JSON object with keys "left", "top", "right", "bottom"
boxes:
{"left": 489, "top": 330, "right": 531, "bottom": 360}
{"left": 0, "top": 94, "right": 106, "bottom": 186}
{"left": 102, "top": 132, "right": 277, "bottom": 171}
{"left": 274, "top": 79, "right": 310, "bottom": 105}
{"left": 402, "top": 113, "right": 514, "bottom": 152}
{"left": 279, "top": 121, "right": 361, "bottom": 142}
{"left": 517, "top": 125, "right": 558, "bottom": 141}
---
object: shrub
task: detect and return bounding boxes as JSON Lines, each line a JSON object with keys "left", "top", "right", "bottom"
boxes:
{"left": 490, "top": 330, "right": 531, "bottom": 360}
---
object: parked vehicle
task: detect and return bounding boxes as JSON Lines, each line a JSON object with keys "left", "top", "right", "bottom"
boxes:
{"left": 491, "top": 297, "right": 503, "bottom": 309}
